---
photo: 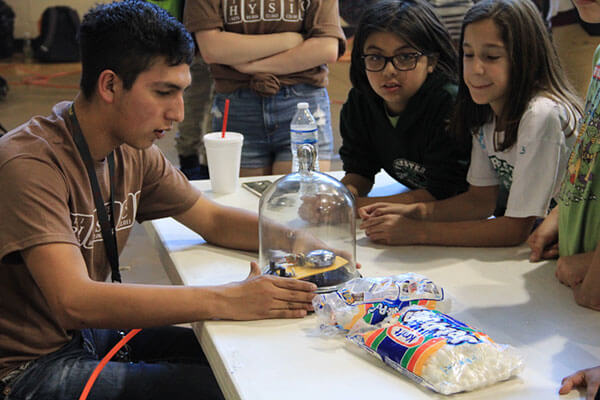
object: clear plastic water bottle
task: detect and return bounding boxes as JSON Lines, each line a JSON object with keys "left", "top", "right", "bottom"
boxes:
{"left": 290, "top": 102, "right": 319, "bottom": 172}
{"left": 23, "top": 32, "right": 33, "bottom": 63}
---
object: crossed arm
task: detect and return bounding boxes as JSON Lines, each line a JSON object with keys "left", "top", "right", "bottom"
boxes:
{"left": 22, "top": 194, "right": 316, "bottom": 330}
{"left": 195, "top": 29, "right": 339, "bottom": 75}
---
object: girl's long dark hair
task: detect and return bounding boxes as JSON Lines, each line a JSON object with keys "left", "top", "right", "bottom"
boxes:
{"left": 349, "top": 0, "right": 457, "bottom": 98}
{"left": 451, "top": 0, "right": 582, "bottom": 151}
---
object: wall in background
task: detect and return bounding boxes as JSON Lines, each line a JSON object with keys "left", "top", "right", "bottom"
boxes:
{"left": 5, "top": 0, "right": 111, "bottom": 39}
{"left": 5, "top": 0, "right": 576, "bottom": 39}
{"left": 558, "top": 0, "right": 574, "bottom": 13}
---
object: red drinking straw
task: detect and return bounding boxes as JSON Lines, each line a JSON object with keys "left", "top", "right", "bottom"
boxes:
{"left": 221, "top": 98, "right": 230, "bottom": 138}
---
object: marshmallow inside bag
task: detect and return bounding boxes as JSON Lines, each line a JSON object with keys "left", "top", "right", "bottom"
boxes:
{"left": 347, "top": 306, "right": 524, "bottom": 395}
{"left": 313, "top": 273, "right": 451, "bottom": 335}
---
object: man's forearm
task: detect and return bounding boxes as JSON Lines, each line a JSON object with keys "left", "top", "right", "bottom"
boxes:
{"left": 59, "top": 282, "right": 224, "bottom": 330}
{"left": 203, "top": 206, "right": 259, "bottom": 251}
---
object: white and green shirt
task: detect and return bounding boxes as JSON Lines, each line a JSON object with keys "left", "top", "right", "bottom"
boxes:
{"left": 467, "top": 95, "right": 577, "bottom": 218}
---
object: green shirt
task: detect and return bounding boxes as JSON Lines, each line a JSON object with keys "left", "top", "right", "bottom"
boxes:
{"left": 558, "top": 45, "right": 600, "bottom": 256}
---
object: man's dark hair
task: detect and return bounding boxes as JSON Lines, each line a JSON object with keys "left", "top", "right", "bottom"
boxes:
{"left": 79, "top": 0, "right": 194, "bottom": 99}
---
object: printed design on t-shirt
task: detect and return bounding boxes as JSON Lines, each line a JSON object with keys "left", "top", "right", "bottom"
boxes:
{"left": 487, "top": 155, "right": 513, "bottom": 192}
{"left": 559, "top": 77, "right": 600, "bottom": 206}
{"left": 476, "top": 129, "right": 487, "bottom": 151}
{"left": 223, "top": 0, "right": 310, "bottom": 24}
{"left": 71, "top": 191, "right": 141, "bottom": 249}
{"left": 392, "top": 158, "right": 426, "bottom": 188}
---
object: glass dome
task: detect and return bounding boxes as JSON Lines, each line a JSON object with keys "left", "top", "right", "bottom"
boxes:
{"left": 259, "top": 144, "right": 359, "bottom": 292}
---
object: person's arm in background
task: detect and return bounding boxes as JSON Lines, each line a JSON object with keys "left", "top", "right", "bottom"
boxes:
{"left": 230, "top": 0, "right": 343, "bottom": 75}
{"left": 232, "top": 36, "right": 339, "bottom": 75}
{"left": 185, "top": 0, "right": 304, "bottom": 65}
{"left": 195, "top": 29, "right": 304, "bottom": 66}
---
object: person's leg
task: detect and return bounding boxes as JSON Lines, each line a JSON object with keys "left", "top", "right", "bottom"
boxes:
{"left": 212, "top": 89, "right": 274, "bottom": 176}
{"left": 176, "top": 55, "right": 214, "bottom": 180}
{"left": 6, "top": 327, "right": 223, "bottom": 400}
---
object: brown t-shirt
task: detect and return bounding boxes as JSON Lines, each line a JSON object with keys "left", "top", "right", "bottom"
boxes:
{"left": 183, "top": 0, "right": 346, "bottom": 93}
{"left": 0, "top": 102, "right": 200, "bottom": 378}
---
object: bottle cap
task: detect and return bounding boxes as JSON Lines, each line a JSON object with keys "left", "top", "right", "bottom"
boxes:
{"left": 297, "top": 102, "right": 309, "bottom": 109}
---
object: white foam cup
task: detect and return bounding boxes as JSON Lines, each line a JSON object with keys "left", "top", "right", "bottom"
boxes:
{"left": 203, "top": 132, "right": 244, "bottom": 194}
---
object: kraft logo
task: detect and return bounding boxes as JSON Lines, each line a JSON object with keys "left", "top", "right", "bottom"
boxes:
{"left": 387, "top": 325, "right": 424, "bottom": 347}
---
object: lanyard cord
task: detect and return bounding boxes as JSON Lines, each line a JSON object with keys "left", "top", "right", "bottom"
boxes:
{"left": 68, "top": 105, "right": 122, "bottom": 283}
{"left": 67, "top": 105, "right": 140, "bottom": 400}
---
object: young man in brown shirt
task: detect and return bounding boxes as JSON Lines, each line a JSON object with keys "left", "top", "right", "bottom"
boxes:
{"left": 0, "top": 2, "right": 316, "bottom": 398}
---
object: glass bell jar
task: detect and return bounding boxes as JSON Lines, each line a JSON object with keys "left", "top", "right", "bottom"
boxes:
{"left": 259, "top": 144, "right": 359, "bottom": 293}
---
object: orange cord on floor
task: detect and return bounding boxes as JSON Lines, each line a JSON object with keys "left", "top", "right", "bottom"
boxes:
{"left": 78, "top": 329, "right": 142, "bottom": 400}
{"left": 0, "top": 64, "right": 80, "bottom": 89}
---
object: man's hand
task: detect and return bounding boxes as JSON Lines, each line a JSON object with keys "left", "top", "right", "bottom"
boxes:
{"left": 559, "top": 366, "right": 600, "bottom": 399}
{"left": 527, "top": 208, "right": 559, "bottom": 262}
{"left": 217, "top": 262, "right": 317, "bottom": 320}
{"left": 556, "top": 252, "right": 594, "bottom": 288}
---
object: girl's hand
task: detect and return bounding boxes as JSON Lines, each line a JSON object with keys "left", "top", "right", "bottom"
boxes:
{"left": 527, "top": 208, "right": 559, "bottom": 262}
{"left": 359, "top": 213, "right": 423, "bottom": 245}
{"left": 559, "top": 366, "right": 600, "bottom": 399}
{"left": 555, "top": 252, "right": 594, "bottom": 288}
{"left": 358, "top": 202, "right": 419, "bottom": 220}
{"left": 298, "top": 193, "right": 350, "bottom": 225}
{"left": 573, "top": 283, "right": 600, "bottom": 311}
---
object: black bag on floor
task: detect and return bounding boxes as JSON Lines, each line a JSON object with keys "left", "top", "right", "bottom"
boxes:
{"left": 34, "top": 6, "right": 81, "bottom": 62}
{"left": 0, "top": 74, "right": 7, "bottom": 101}
{"left": 0, "top": 0, "right": 15, "bottom": 58}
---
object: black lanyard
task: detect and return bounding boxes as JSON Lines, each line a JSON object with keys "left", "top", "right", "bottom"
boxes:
{"left": 68, "top": 105, "right": 121, "bottom": 283}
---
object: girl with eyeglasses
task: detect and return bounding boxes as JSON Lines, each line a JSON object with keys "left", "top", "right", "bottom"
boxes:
{"left": 339, "top": 0, "right": 471, "bottom": 209}
{"left": 359, "top": 0, "right": 582, "bottom": 247}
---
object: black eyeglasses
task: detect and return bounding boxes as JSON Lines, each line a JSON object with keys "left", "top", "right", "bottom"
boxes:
{"left": 361, "top": 52, "right": 427, "bottom": 72}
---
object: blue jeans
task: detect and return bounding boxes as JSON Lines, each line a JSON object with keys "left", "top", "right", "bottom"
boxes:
{"left": 212, "top": 84, "right": 334, "bottom": 168}
{"left": 0, "top": 326, "right": 223, "bottom": 400}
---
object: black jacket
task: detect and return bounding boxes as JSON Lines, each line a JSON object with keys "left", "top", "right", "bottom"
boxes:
{"left": 339, "top": 74, "right": 470, "bottom": 200}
